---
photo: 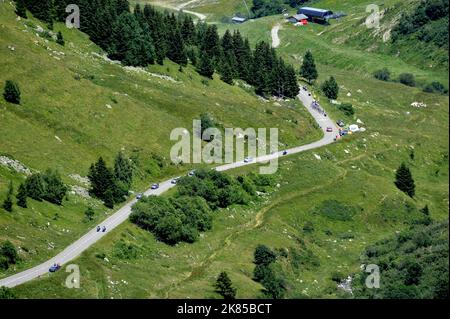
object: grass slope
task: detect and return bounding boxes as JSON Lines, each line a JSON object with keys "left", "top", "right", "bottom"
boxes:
{"left": 0, "top": 3, "right": 320, "bottom": 278}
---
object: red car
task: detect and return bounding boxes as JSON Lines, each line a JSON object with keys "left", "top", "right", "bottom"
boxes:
{"left": 326, "top": 127, "right": 333, "bottom": 132}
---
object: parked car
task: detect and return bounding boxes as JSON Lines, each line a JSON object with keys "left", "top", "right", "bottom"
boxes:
{"left": 151, "top": 183, "right": 160, "bottom": 190}
{"left": 326, "top": 127, "right": 333, "bottom": 132}
{"left": 336, "top": 120, "right": 345, "bottom": 127}
{"left": 49, "top": 264, "right": 61, "bottom": 273}
{"left": 171, "top": 178, "right": 180, "bottom": 184}
{"left": 136, "top": 193, "right": 143, "bottom": 200}
{"left": 283, "top": 151, "right": 288, "bottom": 156}
{"left": 244, "top": 157, "right": 254, "bottom": 163}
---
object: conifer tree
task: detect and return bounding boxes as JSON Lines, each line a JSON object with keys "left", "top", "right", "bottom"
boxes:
{"left": 215, "top": 272, "right": 237, "bottom": 300}
{"left": 25, "top": 173, "right": 45, "bottom": 201}
{"left": 299, "top": 51, "right": 318, "bottom": 84}
{"left": 197, "top": 52, "right": 215, "bottom": 78}
{"left": 114, "top": 152, "right": 133, "bottom": 188}
{"left": 220, "top": 62, "right": 234, "bottom": 85}
{"left": 2, "top": 182, "right": 13, "bottom": 212}
{"left": 104, "top": 188, "right": 115, "bottom": 209}
{"left": 16, "top": 183, "right": 27, "bottom": 208}
{"left": 394, "top": 163, "right": 416, "bottom": 198}
{"left": 88, "top": 157, "right": 115, "bottom": 200}
{"left": 56, "top": 31, "right": 65, "bottom": 46}
{"left": 167, "top": 27, "right": 188, "bottom": 66}
{"left": 15, "top": 0, "right": 27, "bottom": 19}
{"left": 3, "top": 80, "right": 21, "bottom": 105}
{"left": 321, "top": 76, "right": 339, "bottom": 100}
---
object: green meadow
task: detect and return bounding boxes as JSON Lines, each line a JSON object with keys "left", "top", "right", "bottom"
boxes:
{"left": 1, "top": 0, "right": 448, "bottom": 298}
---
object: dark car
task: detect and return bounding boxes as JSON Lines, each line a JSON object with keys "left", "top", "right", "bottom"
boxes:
{"left": 283, "top": 151, "right": 288, "bottom": 156}
{"left": 336, "top": 120, "right": 345, "bottom": 127}
{"left": 49, "top": 264, "right": 61, "bottom": 273}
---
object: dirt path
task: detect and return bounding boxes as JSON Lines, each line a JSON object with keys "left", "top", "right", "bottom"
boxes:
{"left": 151, "top": 1, "right": 207, "bottom": 21}
{"left": 271, "top": 24, "right": 282, "bottom": 48}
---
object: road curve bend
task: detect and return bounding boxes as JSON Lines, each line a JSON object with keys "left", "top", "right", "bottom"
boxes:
{"left": 0, "top": 88, "right": 337, "bottom": 288}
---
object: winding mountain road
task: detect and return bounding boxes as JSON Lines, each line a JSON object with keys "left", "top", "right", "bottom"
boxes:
{"left": 0, "top": 88, "right": 337, "bottom": 288}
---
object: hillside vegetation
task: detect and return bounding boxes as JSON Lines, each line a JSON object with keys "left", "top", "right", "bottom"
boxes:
{"left": 1, "top": 0, "right": 448, "bottom": 299}
{"left": 0, "top": 2, "right": 319, "bottom": 278}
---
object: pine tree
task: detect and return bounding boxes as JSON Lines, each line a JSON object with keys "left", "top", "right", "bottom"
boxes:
{"left": 104, "top": 188, "right": 115, "bottom": 208}
{"left": 114, "top": 152, "right": 133, "bottom": 188}
{"left": 16, "top": 183, "right": 27, "bottom": 208}
{"left": 395, "top": 163, "right": 416, "bottom": 198}
{"left": 284, "top": 64, "right": 300, "bottom": 98}
{"left": 3, "top": 80, "right": 21, "bottom": 105}
{"left": 215, "top": 272, "right": 237, "bottom": 299}
{"left": 201, "top": 25, "right": 221, "bottom": 65}
{"left": 27, "top": 0, "right": 53, "bottom": 24}
{"left": 321, "top": 76, "right": 339, "bottom": 100}
{"left": 42, "top": 169, "right": 67, "bottom": 205}
{"left": 197, "top": 52, "right": 215, "bottom": 78}
{"left": 88, "top": 157, "right": 115, "bottom": 200}
{"left": 2, "top": 182, "right": 13, "bottom": 212}
{"left": 220, "top": 62, "right": 234, "bottom": 85}
{"left": 54, "top": 0, "right": 68, "bottom": 22}
{"left": 115, "top": 0, "right": 130, "bottom": 15}
{"left": 181, "top": 15, "right": 196, "bottom": 46}
{"left": 167, "top": 27, "right": 188, "bottom": 66}
{"left": 299, "top": 51, "right": 318, "bottom": 84}
{"left": 233, "top": 32, "right": 252, "bottom": 83}
{"left": 108, "top": 12, "right": 155, "bottom": 67}
{"left": 15, "top": 0, "right": 27, "bottom": 18}
{"left": 56, "top": 31, "right": 65, "bottom": 46}
{"left": 25, "top": 173, "right": 45, "bottom": 201}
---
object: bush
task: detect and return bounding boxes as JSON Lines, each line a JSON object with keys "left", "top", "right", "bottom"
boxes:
{"left": 3, "top": 80, "right": 21, "bottom": 104}
{"left": 423, "top": 81, "right": 448, "bottom": 94}
{"left": 337, "top": 103, "right": 355, "bottom": 117}
{"left": 398, "top": 73, "right": 416, "bottom": 87}
{"left": 0, "top": 241, "right": 18, "bottom": 269}
{"left": 0, "top": 287, "right": 16, "bottom": 299}
{"left": 373, "top": 68, "right": 391, "bottom": 81}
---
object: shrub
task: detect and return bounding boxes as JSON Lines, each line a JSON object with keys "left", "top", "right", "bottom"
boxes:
{"left": 337, "top": 103, "right": 355, "bottom": 117}
{"left": 3, "top": 80, "right": 21, "bottom": 104}
{"left": 398, "top": 73, "right": 416, "bottom": 87}
{"left": 373, "top": 68, "right": 391, "bottom": 81}
{"left": 423, "top": 81, "right": 448, "bottom": 94}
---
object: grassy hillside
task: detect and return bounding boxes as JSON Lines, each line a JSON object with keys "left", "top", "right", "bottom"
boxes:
{"left": 0, "top": 2, "right": 320, "bottom": 278}
{"left": 2, "top": 0, "right": 448, "bottom": 299}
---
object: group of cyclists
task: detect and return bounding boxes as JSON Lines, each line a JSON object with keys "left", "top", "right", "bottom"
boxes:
{"left": 97, "top": 225, "right": 107, "bottom": 233}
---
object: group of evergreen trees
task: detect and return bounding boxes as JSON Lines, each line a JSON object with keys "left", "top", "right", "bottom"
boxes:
{"left": 1, "top": 170, "right": 67, "bottom": 212}
{"left": 17, "top": 1, "right": 300, "bottom": 98}
{"left": 252, "top": 245, "right": 286, "bottom": 299}
{"left": 23, "top": 170, "right": 67, "bottom": 205}
{"left": 88, "top": 152, "right": 134, "bottom": 208}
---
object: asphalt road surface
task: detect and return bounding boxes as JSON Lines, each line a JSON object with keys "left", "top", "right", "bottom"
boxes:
{"left": 0, "top": 87, "right": 337, "bottom": 288}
